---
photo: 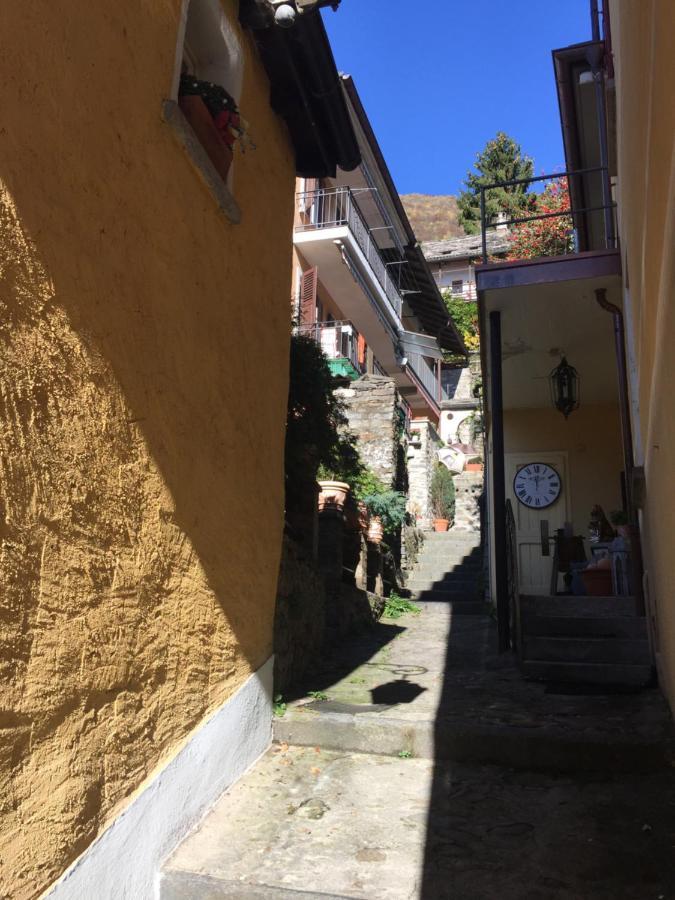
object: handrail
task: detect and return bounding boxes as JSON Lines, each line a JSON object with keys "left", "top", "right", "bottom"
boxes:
{"left": 295, "top": 187, "right": 403, "bottom": 320}
{"left": 479, "top": 167, "right": 617, "bottom": 263}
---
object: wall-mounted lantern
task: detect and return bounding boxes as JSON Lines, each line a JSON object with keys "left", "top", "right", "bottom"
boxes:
{"left": 550, "top": 356, "right": 580, "bottom": 418}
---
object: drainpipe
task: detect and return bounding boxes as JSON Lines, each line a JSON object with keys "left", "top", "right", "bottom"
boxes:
{"left": 595, "top": 288, "right": 645, "bottom": 612}
{"left": 586, "top": 41, "right": 615, "bottom": 249}
{"left": 595, "top": 289, "right": 633, "bottom": 509}
{"left": 590, "top": 0, "right": 601, "bottom": 41}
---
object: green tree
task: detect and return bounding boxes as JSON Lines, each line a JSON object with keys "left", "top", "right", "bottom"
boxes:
{"left": 458, "top": 132, "right": 535, "bottom": 235}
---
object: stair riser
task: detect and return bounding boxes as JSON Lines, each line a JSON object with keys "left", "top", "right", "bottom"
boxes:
{"left": 522, "top": 660, "right": 653, "bottom": 686}
{"left": 524, "top": 638, "right": 652, "bottom": 665}
{"left": 408, "top": 596, "right": 489, "bottom": 613}
{"left": 406, "top": 582, "right": 478, "bottom": 594}
{"left": 523, "top": 616, "right": 648, "bottom": 639}
{"left": 272, "top": 717, "right": 673, "bottom": 774}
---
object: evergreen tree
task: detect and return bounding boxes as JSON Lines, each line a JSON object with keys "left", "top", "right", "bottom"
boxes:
{"left": 458, "top": 132, "right": 535, "bottom": 235}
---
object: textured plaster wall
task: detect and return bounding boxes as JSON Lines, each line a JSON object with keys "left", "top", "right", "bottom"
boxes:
{"left": 0, "top": 2, "right": 294, "bottom": 897}
{"left": 610, "top": 0, "right": 675, "bottom": 713}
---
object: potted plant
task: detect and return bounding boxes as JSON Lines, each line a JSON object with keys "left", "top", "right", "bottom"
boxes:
{"left": 361, "top": 489, "right": 407, "bottom": 544}
{"left": 430, "top": 463, "right": 455, "bottom": 532}
{"left": 610, "top": 509, "right": 630, "bottom": 540}
{"left": 316, "top": 464, "right": 351, "bottom": 513}
{"left": 178, "top": 74, "right": 255, "bottom": 182}
{"left": 465, "top": 456, "right": 484, "bottom": 473}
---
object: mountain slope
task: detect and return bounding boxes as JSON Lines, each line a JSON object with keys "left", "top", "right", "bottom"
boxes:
{"left": 400, "top": 194, "right": 464, "bottom": 242}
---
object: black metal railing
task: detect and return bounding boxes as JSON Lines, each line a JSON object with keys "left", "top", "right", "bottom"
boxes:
{"left": 479, "top": 167, "right": 617, "bottom": 264}
{"left": 295, "top": 187, "right": 403, "bottom": 319}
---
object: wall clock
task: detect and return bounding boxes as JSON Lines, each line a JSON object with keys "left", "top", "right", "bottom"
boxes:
{"left": 513, "top": 463, "right": 562, "bottom": 509}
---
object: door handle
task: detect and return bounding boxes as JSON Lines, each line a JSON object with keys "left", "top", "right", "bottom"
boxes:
{"left": 540, "top": 520, "right": 550, "bottom": 557}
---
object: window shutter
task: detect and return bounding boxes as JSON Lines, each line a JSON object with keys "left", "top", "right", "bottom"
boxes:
{"left": 357, "top": 333, "right": 367, "bottom": 366}
{"left": 299, "top": 267, "right": 318, "bottom": 325}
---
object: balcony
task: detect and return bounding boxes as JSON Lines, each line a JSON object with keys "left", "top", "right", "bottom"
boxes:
{"left": 296, "top": 320, "right": 365, "bottom": 380}
{"left": 294, "top": 187, "right": 404, "bottom": 371}
{"left": 398, "top": 330, "right": 450, "bottom": 414}
{"left": 478, "top": 168, "right": 617, "bottom": 266}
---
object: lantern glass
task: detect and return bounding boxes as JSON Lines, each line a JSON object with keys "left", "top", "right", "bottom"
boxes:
{"left": 550, "top": 356, "right": 580, "bottom": 418}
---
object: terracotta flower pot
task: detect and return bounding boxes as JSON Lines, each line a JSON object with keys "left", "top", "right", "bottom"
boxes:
{"left": 366, "top": 515, "right": 384, "bottom": 544}
{"left": 317, "top": 480, "right": 350, "bottom": 513}
{"left": 433, "top": 518, "right": 450, "bottom": 532}
{"left": 580, "top": 567, "right": 613, "bottom": 597}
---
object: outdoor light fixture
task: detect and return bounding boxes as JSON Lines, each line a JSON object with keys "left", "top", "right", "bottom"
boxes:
{"left": 270, "top": 0, "right": 339, "bottom": 27}
{"left": 550, "top": 356, "right": 580, "bottom": 418}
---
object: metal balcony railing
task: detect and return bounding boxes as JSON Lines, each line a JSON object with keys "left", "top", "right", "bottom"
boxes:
{"left": 295, "top": 319, "right": 365, "bottom": 376}
{"left": 295, "top": 187, "right": 403, "bottom": 320}
{"left": 405, "top": 351, "right": 449, "bottom": 406}
{"left": 479, "top": 167, "right": 617, "bottom": 264}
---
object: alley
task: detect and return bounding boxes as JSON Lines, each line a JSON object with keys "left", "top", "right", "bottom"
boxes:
{"left": 162, "top": 601, "right": 675, "bottom": 899}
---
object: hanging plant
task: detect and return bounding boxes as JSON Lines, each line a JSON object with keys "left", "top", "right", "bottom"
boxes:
{"left": 179, "top": 73, "right": 256, "bottom": 152}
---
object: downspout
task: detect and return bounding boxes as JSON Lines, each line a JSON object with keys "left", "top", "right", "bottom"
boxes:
{"left": 586, "top": 41, "right": 615, "bottom": 248}
{"left": 595, "top": 288, "right": 645, "bottom": 612}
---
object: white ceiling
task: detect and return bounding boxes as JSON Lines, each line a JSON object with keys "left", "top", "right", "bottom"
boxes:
{"left": 483, "top": 274, "right": 622, "bottom": 409}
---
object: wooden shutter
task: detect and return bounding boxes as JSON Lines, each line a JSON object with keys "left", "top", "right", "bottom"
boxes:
{"left": 357, "top": 333, "right": 367, "bottom": 366}
{"left": 299, "top": 267, "right": 318, "bottom": 326}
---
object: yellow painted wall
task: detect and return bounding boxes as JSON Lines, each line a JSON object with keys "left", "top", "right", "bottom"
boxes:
{"left": 609, "top": 0, "right": 675, "bottom": 712}
{"left": 504, "top": 405, "right": 624, "bottom": 538}
{"left": 0, "top": 2, "right": 295, "bottom": 896}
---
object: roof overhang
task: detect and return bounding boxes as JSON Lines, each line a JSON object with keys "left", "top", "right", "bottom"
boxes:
{"left": 240, "top": 3, "right": 360, "bottom": 177}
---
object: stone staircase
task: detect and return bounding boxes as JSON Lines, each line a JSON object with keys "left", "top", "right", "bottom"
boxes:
{"left": 405, "top": 529, "right": 489, "bottom": 614}
{"left": 520, "top": 596, "right": 653, "bottom": 687}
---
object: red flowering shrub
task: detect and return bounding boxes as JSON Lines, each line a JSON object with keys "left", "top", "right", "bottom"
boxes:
{"left": 506, "top": 177, "right": 574, "bottom": 260}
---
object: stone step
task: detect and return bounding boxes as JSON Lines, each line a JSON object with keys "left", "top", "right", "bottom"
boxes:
{"left": 521, "top": 596, "right": 638, "bottom": 618}
{"left": 523, "top": 636, "right": 652, "bottom": 666}
{"left": 417, "top": 550, "right": 483, "bottom": 565}
{"left": 423, "top": 532, "right": 481, "bottom": 544}
{"left": 406, "top": 578, "right": 478, "bottom": 593}
{"left": 413, "top": 560, "right": 483, "bottom": 575}
{"left": 407, "top": 594, "right": 489, "bottom": 612}
{"left": 523, "top": 615, "right": 648, "bottom": 639}
{"left": 521, "top": 659, "right": 654, "bottom": 687}
{"left": 272, "top": 715, "right": 673, "bottom": 774}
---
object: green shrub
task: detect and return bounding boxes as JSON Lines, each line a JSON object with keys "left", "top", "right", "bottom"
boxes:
{"left": 430, "top": 464, "right": 455, "bottom": 521}
{"left": 362, "top": 490, "right": 407, "bottom": 533}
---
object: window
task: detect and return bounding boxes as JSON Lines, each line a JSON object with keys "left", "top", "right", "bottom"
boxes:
{"left": 451, "top": 279, "right": 465, "bottom": 296}
{"left": 164, "top": 0, "right": 245, "bottom": 221}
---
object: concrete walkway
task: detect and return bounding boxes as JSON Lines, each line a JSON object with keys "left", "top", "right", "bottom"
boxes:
{"left": 162, "top": 604, "right": 675, "bottom": 899}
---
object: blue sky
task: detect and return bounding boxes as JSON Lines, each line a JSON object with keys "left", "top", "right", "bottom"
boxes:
{"left": 323, "top": 0, "right": 592, "bottom": 196}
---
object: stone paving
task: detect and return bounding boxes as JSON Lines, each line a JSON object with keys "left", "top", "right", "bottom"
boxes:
{"left": 277, "top": 603, "right": 674, "bottom": 769}
{"left": 163, "top": 604, "right": 675, "bottom": 899}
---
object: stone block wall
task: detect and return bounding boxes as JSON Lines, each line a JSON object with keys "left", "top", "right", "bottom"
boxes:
{"left": 407, "top": 418, "right": 442, "bottom": 527}
{"left": 453, "top": 470, "right": 484, "bottom": 533}
{"left": 337, "top": 376, "right": 399, "bottom": 487}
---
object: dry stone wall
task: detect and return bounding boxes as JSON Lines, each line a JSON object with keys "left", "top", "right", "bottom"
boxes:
{"left": 337, "top": 376, "right": 399, "bottom": 487}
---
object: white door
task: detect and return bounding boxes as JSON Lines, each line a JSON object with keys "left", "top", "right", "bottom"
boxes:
{"left": 506, "top": 452, "right": 570, "bottom": 595}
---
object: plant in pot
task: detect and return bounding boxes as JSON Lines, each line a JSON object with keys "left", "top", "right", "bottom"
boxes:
{"left": 350, "top": 466, "right": 386, "bottom": 535}
{"left": 316, "top": 463, "right": 351, "bottom": 514}
{"left": 430, "top": 463, "right": 455, "bottom": 532}
{"left": 361, "top": 489, "right": 408, "bottom": 545}
{"left": 609, "top": 509, "right": 630, "bottom": 540}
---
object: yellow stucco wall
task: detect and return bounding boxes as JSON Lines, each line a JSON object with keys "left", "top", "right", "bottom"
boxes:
{"left": 0, "top": 2, "right": 295, "bottom": 897}
{"left": 609, "top": 0, "right": 675, "bottom": 712}
{"left": 504, "top": 405, "right": 624, "bottom": 537}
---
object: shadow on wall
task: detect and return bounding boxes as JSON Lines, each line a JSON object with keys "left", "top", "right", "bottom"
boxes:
{"left": 0, "top": 143, "right": 289, "bottom": 894}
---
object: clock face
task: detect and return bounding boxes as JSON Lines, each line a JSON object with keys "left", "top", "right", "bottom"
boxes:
{"left": 513, "top": 463, "right": 562, "bottom": 509}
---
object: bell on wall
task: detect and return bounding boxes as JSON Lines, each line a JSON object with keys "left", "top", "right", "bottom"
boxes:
{"left": 550, "top": 356, "right": 580, "bottom": 418}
